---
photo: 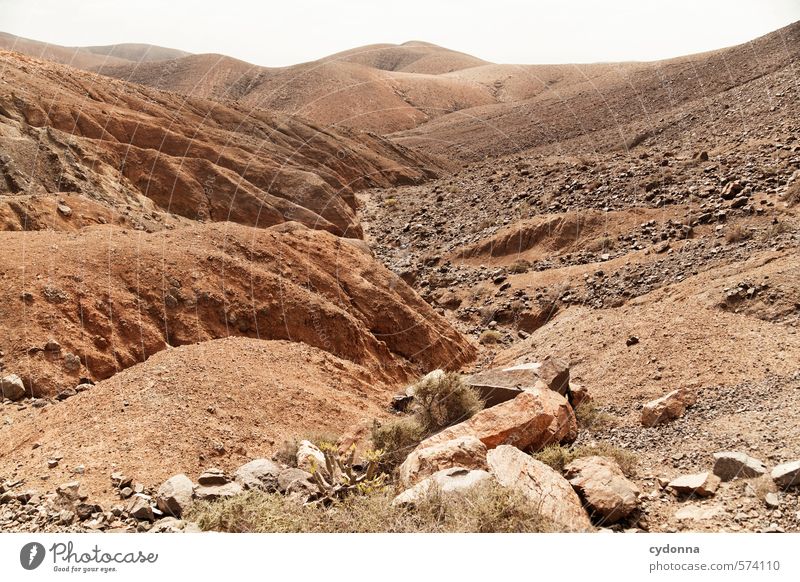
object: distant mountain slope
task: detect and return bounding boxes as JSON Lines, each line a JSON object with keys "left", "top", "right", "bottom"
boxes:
{"left": 0, "top": 31, "right": 189, "bottom": 68}
{"left": 0, "top": 50, "right": 438, "bottom": 237}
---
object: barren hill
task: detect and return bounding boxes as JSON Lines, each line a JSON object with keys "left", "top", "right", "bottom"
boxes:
{"left": 0, "top": 337, "right": 397, "bottom": 503}
{"left": 0, "top": 32, "right": 188, "bottom": 69}
{"left": 84, "top": 22, "right": 800, "bottom": 150}
{"left": 0, "top": 221, "right": 474, "bottom": 396}
{"left": 0, "top": 50, "right": 437, "bottom": 236}
{"left": 395, "top": 21, "right": 800, "bottom": 160}
{"left": 1, "top": 21, "right": 799, "bottom": 534}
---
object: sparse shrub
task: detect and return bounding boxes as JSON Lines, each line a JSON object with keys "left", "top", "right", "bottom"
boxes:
{"left": 411, "top": 372, "right": 482, "bottom": 434}
{"left": 371, "top": 417, "right": 424, "bottom": 473}
{"left": 384, "top": 197, "right": 398, "bottom": 209}
{"left": 479, "top": 330, "right": 503, "bottom": 345}
{"left": 273, "top": 432, "right": 341, "bottom": 467}
{"left": 783, "top": 180, "right": 800, "bottom": 207}
{"left": 187, "top": 481, "right": 554, "bottom": 533}
{"left": 574, "top": 402, "right": 616, "bottom": 430}
{"left": 725, "top": 224, "right": 752, "bottom": 244}
{"left": 509, "top": 259, "right": 531, "bottom": 274}
{"left": 273, "top": 439, "right": 300, "bottom": 467}
{"left": 760, "top": 221, "right": 793, "bottom": 241}
{"left": 533, "top": 443, "right": 638, "bottom": 477}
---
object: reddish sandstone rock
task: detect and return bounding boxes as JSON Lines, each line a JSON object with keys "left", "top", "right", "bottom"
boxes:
{"left": 416, "top": 388, "right": 577, "bottom": 453}
{"left": 487, "top": 445, "right": 592, "bottom": 532}
{"left": 641, "top": 388, "right": 697, "bottom": 427}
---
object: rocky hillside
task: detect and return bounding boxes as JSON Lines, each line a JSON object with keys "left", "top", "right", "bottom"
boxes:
{"left": 1, "top": 21, "right": 799, "bottom": 534}
{"left": 0, "top": 50, "right": 437, "bottom": 237}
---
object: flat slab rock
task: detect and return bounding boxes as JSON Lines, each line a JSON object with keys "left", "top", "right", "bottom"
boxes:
{"left": 392, "top": 468, "right": 494, "bottom": 508}
{"left": 712, "top": 452, "right": 766, "bottom": 481}
{"left": 771, "top": 460, "right": 800, "bottom": 488}
{"left": 465, "top": 356, "right": 570, "bottom": 406}
{"left": 667, "top": 472, "right": 721, "bottom": 497}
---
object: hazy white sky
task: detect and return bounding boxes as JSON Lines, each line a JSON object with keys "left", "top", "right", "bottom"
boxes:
{"left": 2, "top": 0, "right": 799, "bottom": 66}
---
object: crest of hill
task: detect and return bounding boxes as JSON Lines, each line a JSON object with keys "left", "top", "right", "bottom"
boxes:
{"left": 393, "top": 19, "right": 800, "bottom": 159}
{"left": 323, "top": 40, "right": 489, "bottom": 74}
{"left": 0, "top": 31, "right": 189, "bottom": 68}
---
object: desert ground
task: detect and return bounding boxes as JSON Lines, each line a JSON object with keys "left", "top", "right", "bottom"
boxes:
{"left": 0, "top": 22, "right": 798, "bottom": 533}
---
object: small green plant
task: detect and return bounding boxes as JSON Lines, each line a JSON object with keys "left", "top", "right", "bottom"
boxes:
{"left": 384, "top": 197, "right": 398, "bottom": 208}
{"left": 308, "top": 443, "right": 387, "bottom": 503}
{"left": 534, "top": 443, "right": 638, "bottom": 476}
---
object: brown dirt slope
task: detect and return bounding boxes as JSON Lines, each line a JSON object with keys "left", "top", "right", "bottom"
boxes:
{"left": 0, "top": 337, "right": 393, "bottom": 503}
{"left": 0, "top": 221, "right": 476, "bottom": 397}
{"left": 0, "top": 50, "right": 437, "bottom": 237}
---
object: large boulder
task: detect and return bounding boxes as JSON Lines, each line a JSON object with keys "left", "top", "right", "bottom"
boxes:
{"left": 234, "top": 459, "right": 281, "bottom": 492}
{"left": 416, "top": 388, "right": 577, "bottom": 453}
{"left": 156, "top": 474, "right": 195, "bottom": 518}
{"left": 398, "top": 436, "right": 488, "bottom": 489}
{"left": 392, "top": 468, "right": 494, "bottom": 508}
{"left": 771, "top": 460, "right": 800, "bottom": 488}
{"left": 667, "top": 472, "right": 720, "bottom": 497}
{"left": 564, "top": 456, "right": 640, "bottom": 523}
{"left": 486, "top": 445, "right": 592, "bottom": 531}
{"left": 641, "top": 388, "right": 696, "bottom": 427}
{"left": 464, "top": 356, "right": 570, "bottom": 407}
{"left": 712, "top": 452, "right": 766, "bottom": 481}
{"left": 0, "top": 374, "right": 25, "bottom": 401}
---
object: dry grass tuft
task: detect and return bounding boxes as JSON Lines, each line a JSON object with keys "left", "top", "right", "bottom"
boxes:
{"left": 187, "top": 481, "right": 554, "bottom": 533}
{"left": 725, "top": 224, "right": 752, "bottom": 244}
{"left": 574, "top": 402, "right": 617, "bottom": 430}
{"left": 534, "top": 443, "right": 639, "bottom": 477}
{"left": 783, "top": 180, "right": 800, "bottom": 207}
{"left": 479, "top": 330, "right": 503, "bottom": 345}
